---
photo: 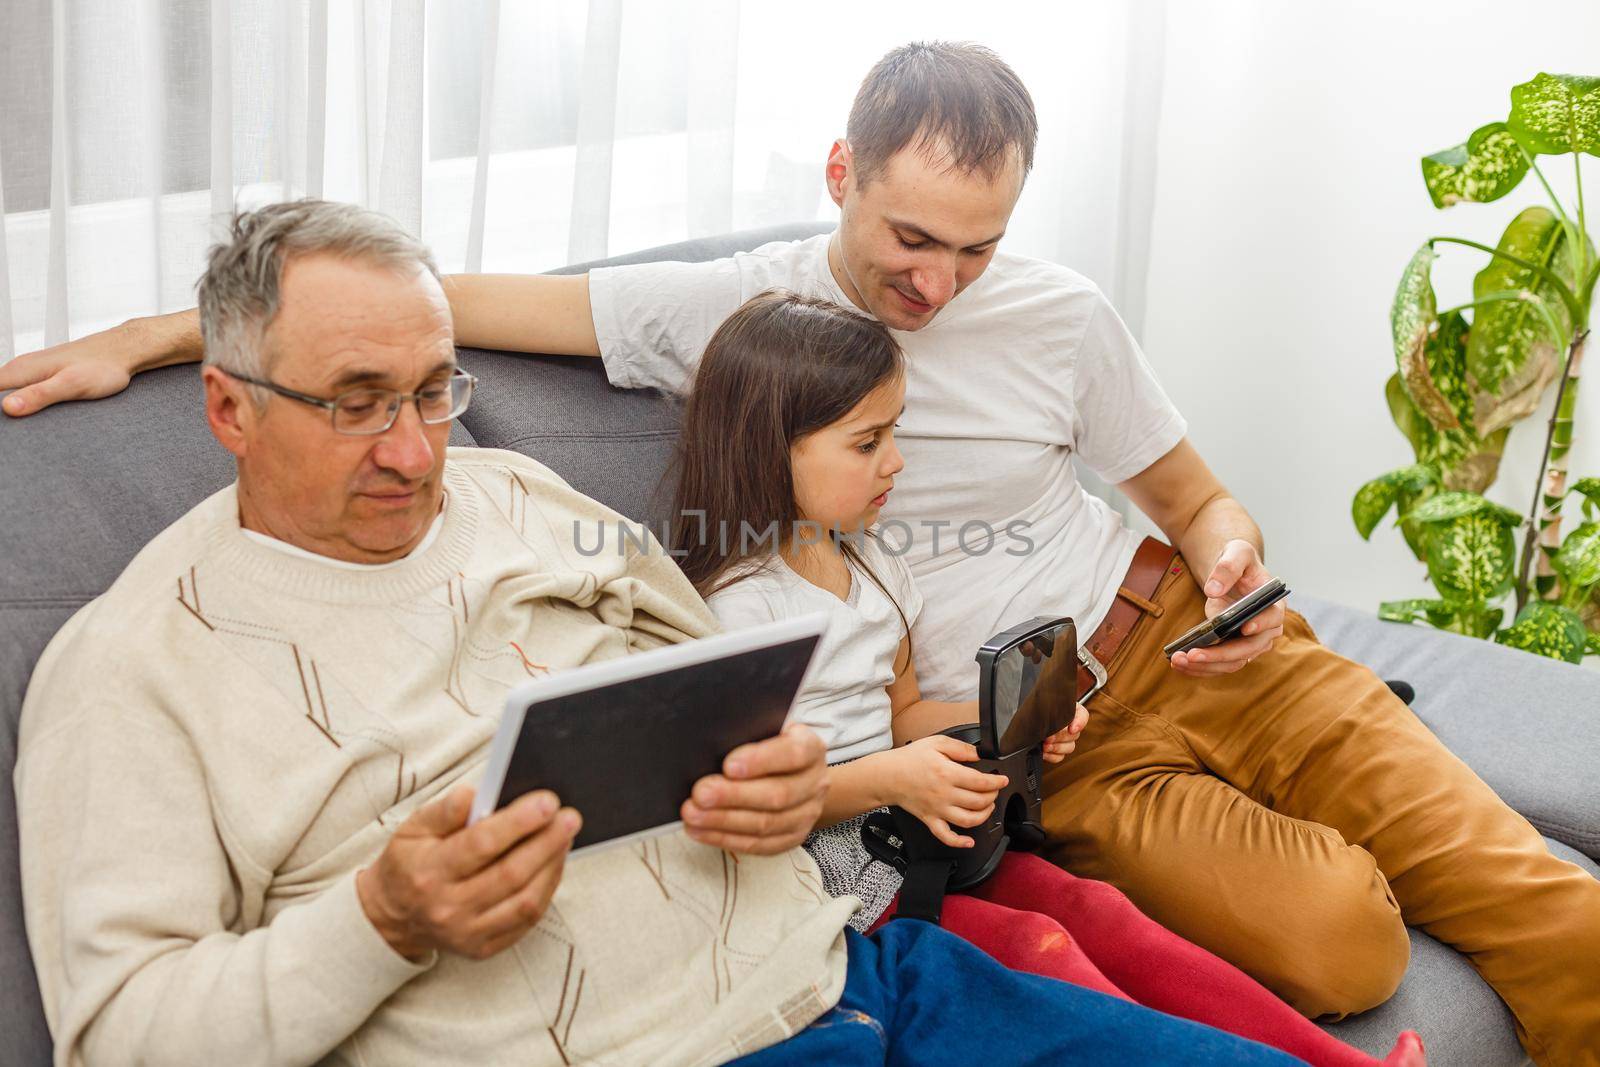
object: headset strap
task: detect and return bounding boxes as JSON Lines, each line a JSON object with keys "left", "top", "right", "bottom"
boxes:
{"left": 893, "top": 856, "right": 957, "bottom": 924}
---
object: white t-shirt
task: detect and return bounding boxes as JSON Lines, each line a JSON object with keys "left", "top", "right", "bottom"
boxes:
{"left": 590, "top": 233, "right": 1187, "bottom": 700}
{"left": 706, "top": 533, "right": 923, "bottom": 763}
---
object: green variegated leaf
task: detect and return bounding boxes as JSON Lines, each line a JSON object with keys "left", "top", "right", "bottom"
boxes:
{"left": 1571, "top": 477, "right": 1600, "bottom": 519}
{"left": 1426, "top": 311, "right": 1477, "bottom": 432}
{"left": 1421, "top": 123, "right": 1531, "bottom": 207}
{"left": 1497, "top": 602, "right": 1588, "bottom": 663}
{"left": 1352, "top": 464, "right": 1439, "bottom": 540}
{"left": 1507, "top": 73, "right": 1600, "bottom": 156}
{"left": 1465, "top": 606, "right": 1505, "bottom": 638}
{"left": 1395, "top": 488, "right": 1434, "bottom": 560}
{"left": 1439, "top": 429, "right": 1511, "bottom": 493}
{"left": 1577, "top": 584, "right": 1600, "bottom": 651}
{"left": 1424, "top": 511, "right": 1517, "bottom": 603}
{"left": 1386, "top": 373, "right": 1428, "bottom": 457}
{"left": 1555, "top": 521, "right": 1600, "bottom": 591}
{"left": 1384, "top": 373, "right": 1508, "bottom": 496}
{"left": 1378, "top": 598, "right": 1450, "bottom": 626}
{"left": 1378, "top": 597, "right": 1498, "bottom": 635}
{"left": 1392, "top": 245, "right": 1459, "bottom": 431}
{"left": 1409, "top": 490, "right": 1521, "bottom": 527}
{"left": 1468, "top": 208, "right": 1583, "bottom": 435}
{"left": 1353, "top": 481, "right": 1399, "bottom": 542}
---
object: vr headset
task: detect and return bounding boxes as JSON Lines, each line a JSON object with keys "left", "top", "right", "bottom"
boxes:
{"left": 861, "top": 615, "right": 1099, "bottom": 923}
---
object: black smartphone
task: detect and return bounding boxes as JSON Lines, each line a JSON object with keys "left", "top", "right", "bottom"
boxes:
{"left": 1162, "top": 577, "right": 1290, "bottom": 659}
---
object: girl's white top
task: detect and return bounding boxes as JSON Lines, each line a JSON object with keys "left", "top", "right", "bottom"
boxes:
{"left": 707, "top": 531, "right": 924, "bottom": 762}
{"left": 707, "top": 530, "right": 924, "bottom": 929}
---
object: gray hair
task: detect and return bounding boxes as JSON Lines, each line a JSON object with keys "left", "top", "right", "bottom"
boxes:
{"left": 197, "top": 199, "right": 441, "bottom": 402}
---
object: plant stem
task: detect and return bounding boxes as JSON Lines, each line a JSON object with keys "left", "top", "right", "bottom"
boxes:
{"left": 1438, "top": 290, "right": 1571, "bottom": 348}
{"left": 1437, "top": 291, "right": 1524, "bottom": 317}
{"left": 1576, "top": 152, "right": 1589, "bottom": 278}
{"left": 1523, "top": 149, "right": 1584, "bottom": 282}
{"left": 1515, "top": 330, "right": 1590, "bottom": 611}
{"left": 1526, "top": 151, "right": 1572, "bottom": 225}
{"left": 1429, "top": 237, "right": 1585, "bottom": 325}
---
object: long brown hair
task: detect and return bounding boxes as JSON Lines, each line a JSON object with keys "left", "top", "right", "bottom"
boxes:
{"left": 671, "top": 290, "right": 907, "bottom": 615}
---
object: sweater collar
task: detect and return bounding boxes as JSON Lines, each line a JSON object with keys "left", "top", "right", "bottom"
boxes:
{"left": 206, "top": 462, "right": 479, "bottom": 604}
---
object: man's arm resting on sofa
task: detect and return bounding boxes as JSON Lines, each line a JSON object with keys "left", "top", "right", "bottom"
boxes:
{"left": 0, "top": 273, "right": 600, "bottom": 417}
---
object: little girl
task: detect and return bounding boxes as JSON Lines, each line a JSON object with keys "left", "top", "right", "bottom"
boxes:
{"left": 671, "top": 290, "right": 1423, "bottom": 1067}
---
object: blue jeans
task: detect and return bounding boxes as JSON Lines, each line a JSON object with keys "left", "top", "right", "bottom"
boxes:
{"left": 729, "top": 923, "right": 1305, "bottom": 1066}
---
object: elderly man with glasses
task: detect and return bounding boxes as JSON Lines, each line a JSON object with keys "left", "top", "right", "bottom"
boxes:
{"left": 13, "top": 200, "right": 1302, "bottom": 1067}
{"left": 13, "top": 200, "right": 851, "bottom": 1066}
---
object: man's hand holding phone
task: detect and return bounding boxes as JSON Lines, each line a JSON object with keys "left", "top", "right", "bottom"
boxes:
{"left": 1168, "top": 539, "right": 1288, "bottom": 678}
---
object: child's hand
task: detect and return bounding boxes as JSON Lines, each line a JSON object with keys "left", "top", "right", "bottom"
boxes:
{"left": 887, "top": 735, "right": 1009, "bottom": 849}
{"left": 1041, "top": 703, "right": 1090, "bottom": 764}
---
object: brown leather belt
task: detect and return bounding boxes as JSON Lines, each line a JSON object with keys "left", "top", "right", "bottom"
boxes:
{"left": 1076, "top": 537, "right": 1182, "bottom": 702}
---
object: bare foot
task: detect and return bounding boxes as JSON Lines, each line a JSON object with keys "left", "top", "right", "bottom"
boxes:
{"left": 1382, "top": 1031, "right": 1425, "bottom": 1067}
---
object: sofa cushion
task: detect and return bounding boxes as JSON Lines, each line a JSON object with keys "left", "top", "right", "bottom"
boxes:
{"left": 455, "top": 349, "right": 683, "bottom": 529}
{"left": 1296, "top": 595, "right": 1600, "bottom": 860}
{"left": 1320, "top": 837, "right": 1595, "bottom": 1064}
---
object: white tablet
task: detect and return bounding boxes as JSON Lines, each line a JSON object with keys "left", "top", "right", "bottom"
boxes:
{"left": 468, "top": 612, "right": 828, "bottom": 857}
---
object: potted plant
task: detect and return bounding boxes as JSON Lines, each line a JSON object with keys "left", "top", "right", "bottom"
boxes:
{"left": 1353, "top": 73, "right": 1600, "bottom": 662}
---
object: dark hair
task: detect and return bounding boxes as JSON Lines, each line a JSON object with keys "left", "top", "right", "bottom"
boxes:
{"left": 671, "top": 292, "right": 912, "bottom": 653}
{"left": 847, "top": 41, "right": 1037, "bottom": 185}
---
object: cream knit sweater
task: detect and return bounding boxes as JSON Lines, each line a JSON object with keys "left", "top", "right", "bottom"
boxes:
{"left": 16, "top": 447, "right": 853, "bottom": 1067}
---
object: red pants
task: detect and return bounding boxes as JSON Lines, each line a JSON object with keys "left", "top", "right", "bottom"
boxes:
{"left": 869, "top": 852, "right": 1406, "bottom": 1067}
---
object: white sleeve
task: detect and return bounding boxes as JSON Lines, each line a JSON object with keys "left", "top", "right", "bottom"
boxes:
{"left": 587, "top": 256, "right": 749, "bottom": 396}
{"left": 704, "top": 575, "right": 782, "bottom": 633}
{"left": 1069, "top": 290, "right": 1189, "bottom": 483}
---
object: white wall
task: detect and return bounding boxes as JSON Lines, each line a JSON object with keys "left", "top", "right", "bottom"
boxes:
{"left": 1140, "top": 0, "right": 1600, "bottom": 614}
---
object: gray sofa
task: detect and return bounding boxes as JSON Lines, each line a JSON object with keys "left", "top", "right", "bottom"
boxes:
{"left": 2, "top": 223, "right": 1596, "bottom": 1065}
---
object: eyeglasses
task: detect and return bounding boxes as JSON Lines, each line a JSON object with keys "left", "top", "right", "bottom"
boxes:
{"left": 221, "top": 368, "right": 477, "bottom": 436}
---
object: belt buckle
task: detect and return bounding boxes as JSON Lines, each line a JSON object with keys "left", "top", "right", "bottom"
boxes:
{"left": 1077, "top": 646, "right": 1107, "bottom": 703}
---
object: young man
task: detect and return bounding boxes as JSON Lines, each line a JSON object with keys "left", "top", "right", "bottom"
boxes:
{"left": 14, "top": 199, "right": 1294, "bottom": 1067}
{"left": 6, "top": 42, "right": 1598, "bottom": 1065}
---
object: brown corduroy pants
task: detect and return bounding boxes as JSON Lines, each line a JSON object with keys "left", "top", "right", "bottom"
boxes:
{"left": 1039, "top": 555, "right": 1600, "bottom": 1066}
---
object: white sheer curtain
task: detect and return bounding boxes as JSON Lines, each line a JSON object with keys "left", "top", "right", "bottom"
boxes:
{"left": 0, "top": 0, "right": 1168, "bottom": 362}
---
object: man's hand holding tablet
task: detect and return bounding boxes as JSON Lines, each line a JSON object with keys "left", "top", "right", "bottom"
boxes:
{"left": 356, "top": 615, "right": 831, "bottom": 963}
{"left": 356, "top": 723, "right": 829, "bottom": 964}
{"left": 680, "top": 723, "right": 829, "bottom": 854}
{"left": 356, "top": 784, "right": 581, "bottom": 963}
{"left": 469, "top": 615, "right": 827, "bottom": 852}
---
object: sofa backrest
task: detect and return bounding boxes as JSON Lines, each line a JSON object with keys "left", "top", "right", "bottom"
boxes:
{"left": 0, "top": 221, "right": 834, "bottom": 1063}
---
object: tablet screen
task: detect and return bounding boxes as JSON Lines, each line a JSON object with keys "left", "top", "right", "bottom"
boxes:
{"left": 477, "top": 619, "right": 824, "bottom": 854}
